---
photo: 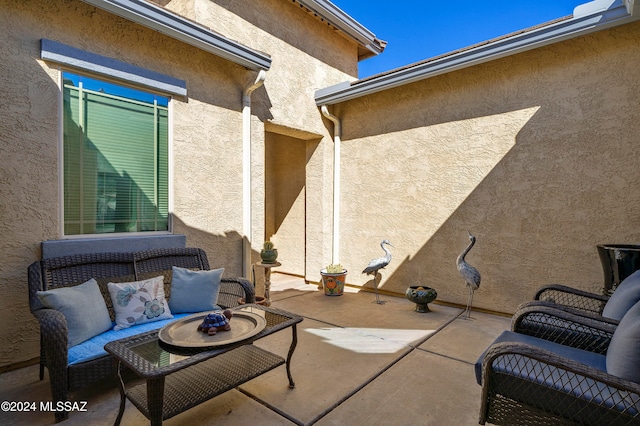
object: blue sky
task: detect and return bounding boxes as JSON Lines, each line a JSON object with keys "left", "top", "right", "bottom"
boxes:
{"left": 335, "top": 0, "right": 585, "bottom": 78}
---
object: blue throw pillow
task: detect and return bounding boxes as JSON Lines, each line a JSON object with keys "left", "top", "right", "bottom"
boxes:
{"left": 602, "top": 269, "right": 640, "bottom": 320}
{"left": 168, "top": 266, "right": 224, "bottom": 313}
{"left": 606, "top": 299, "right": 640, "bottom": 383}
{"left": 37, "top": 278, "right": 113, "bottom": 348}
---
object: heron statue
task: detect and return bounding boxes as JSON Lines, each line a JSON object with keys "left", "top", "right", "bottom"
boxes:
{"left": 457, "top": 231, "right": 481, "bottom": 319}
{"left": 362, "top": 239, "right": 393, "bottom": 304}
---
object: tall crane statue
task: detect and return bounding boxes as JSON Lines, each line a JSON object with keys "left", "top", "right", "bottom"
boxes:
{"left": 362, "top": 239, "right": 393, "bottom": 305}
{"left": 457, "top": 231, "right": 481, "bottom": 319}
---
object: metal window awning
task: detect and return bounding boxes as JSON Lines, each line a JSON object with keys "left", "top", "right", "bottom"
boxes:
{"left": 81, "top": 0, "right": 272, "bottom": 71}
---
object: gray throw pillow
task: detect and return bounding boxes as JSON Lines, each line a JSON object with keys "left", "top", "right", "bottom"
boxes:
{"left": 606, "top": 299, "right": 640, "bottom": 382}
{"left": 169, "top": 266, "right": 224, "bottom": 313}
{"left": 37, "top": 278, "right": 113, "bottom": 347}
{"left": 602, "top": 269, "right": 640, "bottom": 320}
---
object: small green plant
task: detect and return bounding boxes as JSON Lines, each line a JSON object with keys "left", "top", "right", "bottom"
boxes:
{"left": 325, "top": 263, "right": 345, "bottom": 273}
{"left": 260, "top": 240, "right": 278, "bottom": 263}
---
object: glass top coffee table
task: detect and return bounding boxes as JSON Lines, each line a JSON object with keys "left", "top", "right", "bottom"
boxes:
{"left": 104, "top": 305, "right": 303, "bottom": 426}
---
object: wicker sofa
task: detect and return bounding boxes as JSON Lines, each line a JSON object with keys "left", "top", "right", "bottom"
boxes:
{"left": 28, "top": 247, "right": 254, "bottom": 422}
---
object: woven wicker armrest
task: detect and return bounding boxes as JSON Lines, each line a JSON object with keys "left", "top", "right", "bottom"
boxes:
{"left": 32, "top": 307, "right": 68, "bottom": 362}
{"left": 33, "top": 307, "right": 69, "bottom": 340}
{"left": 32, "top": 308, "right": 70, "bottom": 413}
{"left": 32, "top": 308, "right": 70, "bottom": 369}
{"left": 480, "top": 341, "right": 640, "bottom": 425}
{"left": 515, "top": 300, "right": 620, "bottom": 326}
{"left": 534, "top": 284, "right": 608, "bottom": 314}
{"left": 512, "top": 304, "right": 617, "bottom": 354}
{"left": 220, "top": 277, "right": 255, "bottom": 305}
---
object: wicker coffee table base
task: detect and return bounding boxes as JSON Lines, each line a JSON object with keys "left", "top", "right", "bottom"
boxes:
{"left": 106, "top": 306, "right": 302, "bottom": 426}
{"left": 114, "top": 345, "right": 287, "bottom": 425}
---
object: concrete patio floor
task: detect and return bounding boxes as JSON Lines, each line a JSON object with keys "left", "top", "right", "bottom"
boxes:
{"left": 0, "top": 274, "right": 511, "bottom": 425}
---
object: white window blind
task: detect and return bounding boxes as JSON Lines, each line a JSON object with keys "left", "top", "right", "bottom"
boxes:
{"left": 63, "top": 73, "right": 169, "bottom": 235}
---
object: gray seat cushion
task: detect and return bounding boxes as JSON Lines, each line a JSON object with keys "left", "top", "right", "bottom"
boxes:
{"left": 606, "top": 299, "right": 640, "bottom": 383}
{"left": 602, "top": 269, "right": 640, "bottom": 320}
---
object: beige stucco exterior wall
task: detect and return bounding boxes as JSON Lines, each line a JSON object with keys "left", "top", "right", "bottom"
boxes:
{"left": 265, "top": 132, "right": 309, "bottom": 277}
{"left": 7, "top": 0, "right": 637, "bottom": 370}
{"left": 0, "top": 0, "right": 357, "bottom": 367}
{"left": 332, "top": 21, "right": 640, "bottom": 314}
{"left": 162, "top": 0, "right": 359, "bottom": 278}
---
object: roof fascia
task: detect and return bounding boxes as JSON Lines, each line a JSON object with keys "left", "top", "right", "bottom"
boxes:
{"left": 316, "top": 0, "right": 638, "bottom": 105}
{"left": 81, "top": 0, "right": 271, "bottom": 71}
{"left": 295, "top": 0, "right": 385, "bottom": 57}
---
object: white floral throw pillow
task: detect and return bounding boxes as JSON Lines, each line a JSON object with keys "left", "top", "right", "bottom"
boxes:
{"left": 108, "top": 276, "right": 173, "bottom": 331}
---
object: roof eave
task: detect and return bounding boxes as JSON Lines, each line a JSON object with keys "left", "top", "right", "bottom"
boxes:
{"left": 295, "top": 0, "right": 386, "bottom": 58}
{"left": 81, "top": 0, "right": 272, "bottom": 71}
{"left": 316, "top": 0, "right": 639, "bottom": 105}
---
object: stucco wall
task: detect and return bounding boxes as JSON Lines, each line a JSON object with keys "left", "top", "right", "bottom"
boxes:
{"left": 159, "top": 0, "right": 355, "bottom": 278}
{"left": 0, "top": 0, "right": 355, "bottom": 367}
{"left": 0, "top": 0, "right": 249, "bottom": 368}
{"left": 265, "top": 132, "right": 308, "bottom": 276}
{"left": 8, "top": 0, "right": 636, "bottom": 370}
{"left": 333, "top": 21, "right": 640, "bottom": 314}
{"left": 163, "top": 0, "right": 358, "bottom": 132}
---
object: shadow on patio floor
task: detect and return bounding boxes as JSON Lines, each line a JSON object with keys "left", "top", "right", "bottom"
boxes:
{"left": 0, "top": 273, "right": 511, "bottom": 426}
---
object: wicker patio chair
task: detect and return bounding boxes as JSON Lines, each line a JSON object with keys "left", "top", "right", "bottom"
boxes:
{"left": 477, "top": 297, "right": 640, "bottom": 426}
{"left": 512, "top": 269, "right": 640, "bottom": 353}
{"left": 531, "top": 268, "right": 640, "bottom": 317}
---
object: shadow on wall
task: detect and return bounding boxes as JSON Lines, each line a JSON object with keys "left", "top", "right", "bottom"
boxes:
{"left": 336, "top": 34, "right": 640, "bottom": 314}
{"left": 172, "top": 215, "right": 244, "bottom": 277}
{"left": 171, "top": 216, "right": 272, "bottom": 293}
{"left": 160, "top": 216, "right": 285, "bottom": 299}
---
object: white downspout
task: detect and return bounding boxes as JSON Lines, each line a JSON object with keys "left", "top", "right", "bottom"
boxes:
{"left": 321, "top": 105, "right": 341, "bottom": 264}
{"left": 242, "top": 70, "right": 266, "bottom": 278}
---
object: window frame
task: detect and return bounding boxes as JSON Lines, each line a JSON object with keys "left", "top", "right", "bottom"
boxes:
{"left": 41, "top": 38, "right": 185, "bottom": 239}
{"left": 58, "top": 69, "right": 174, "bottom": 238}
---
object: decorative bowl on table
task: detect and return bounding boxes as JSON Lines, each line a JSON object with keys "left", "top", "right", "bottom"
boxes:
{"left": 406, "top": 286, "right": 437, "bottom": 312}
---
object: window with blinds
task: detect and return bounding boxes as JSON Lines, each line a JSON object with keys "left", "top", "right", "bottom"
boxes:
{"left": 62, "top": 72, "right": 169, "bottom": 235}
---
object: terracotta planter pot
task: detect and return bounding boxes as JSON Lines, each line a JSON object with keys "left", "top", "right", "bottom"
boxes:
{"left": 320, "top": 269, "right": 347, "bottom": 296}
{"left": 238, "top": 296, "right": 266, "bottom": 305}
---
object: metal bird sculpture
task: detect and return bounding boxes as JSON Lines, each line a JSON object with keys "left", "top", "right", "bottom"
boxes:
{"left": 457, "top": 231, "right": 481, "bottom": 319}
{"left": 362, "top": 239, "right": 393, "bottom": 304}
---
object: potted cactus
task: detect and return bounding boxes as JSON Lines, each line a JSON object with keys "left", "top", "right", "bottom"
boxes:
{"left": 320, "top": 264, "right": 347, "bottom": 296}
{"left": 260, "top": 241, "right": 278, "bottom": 264}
